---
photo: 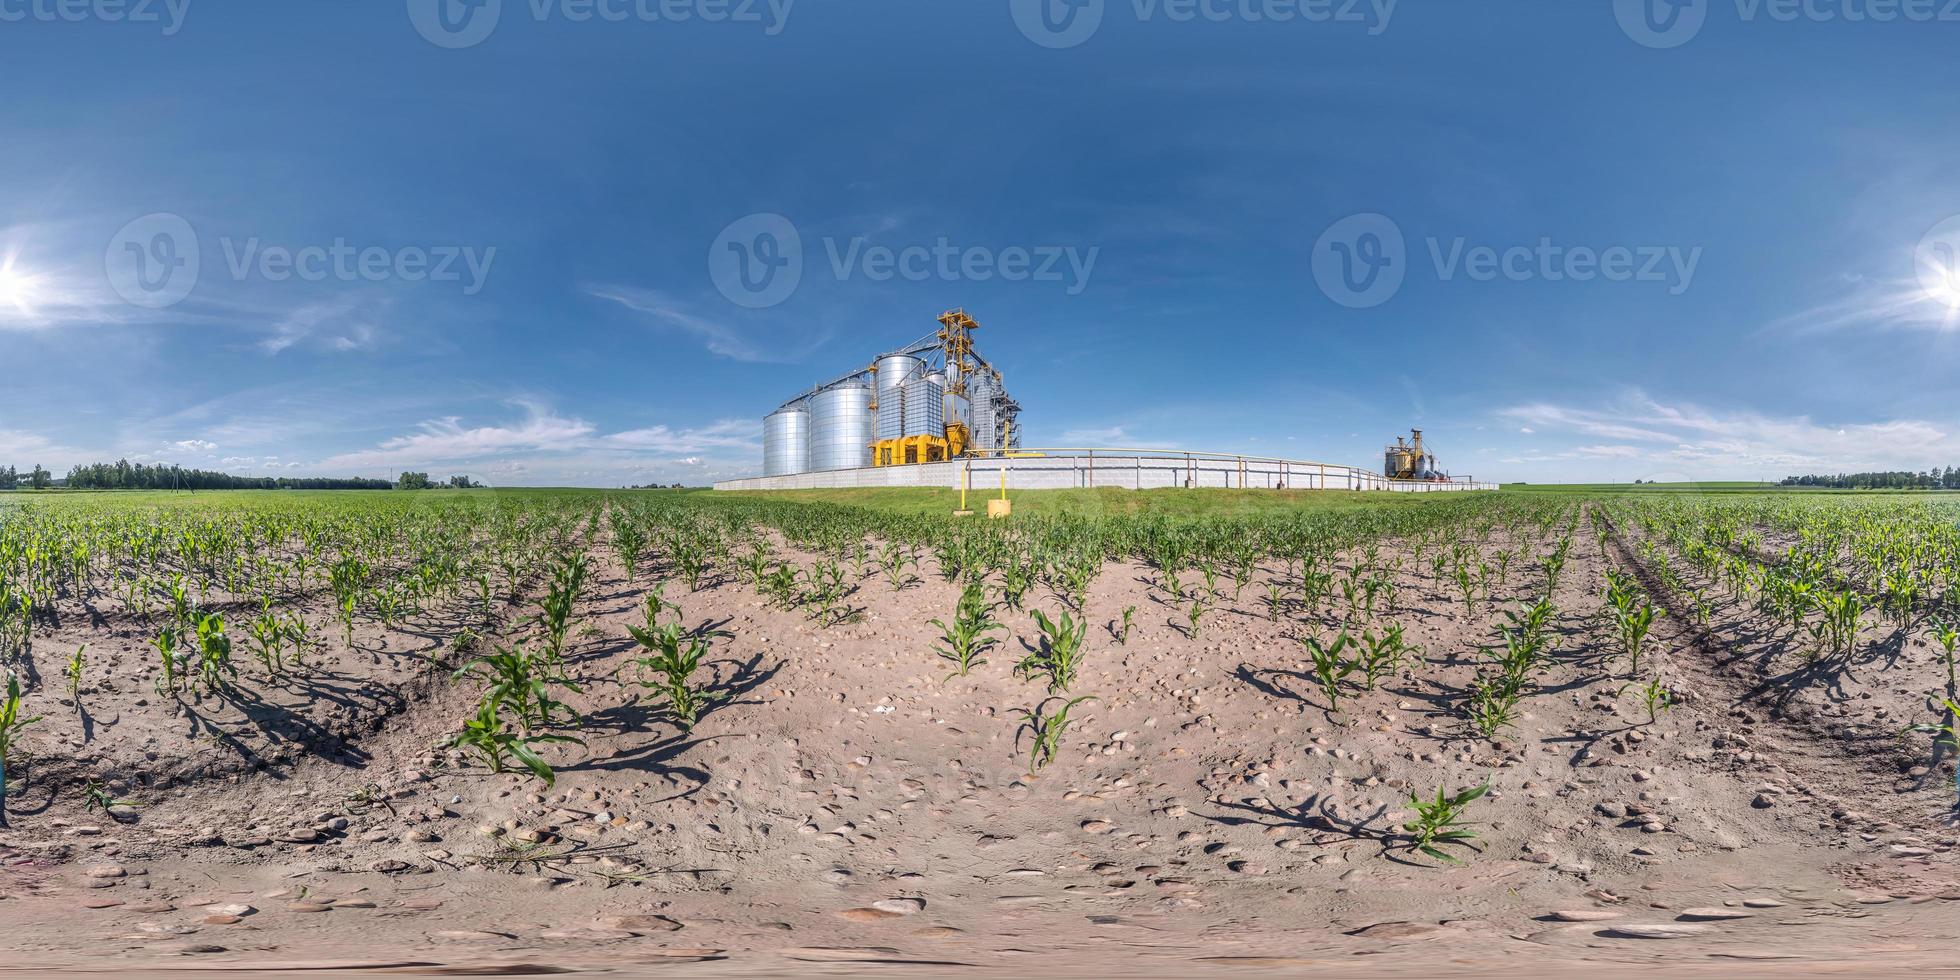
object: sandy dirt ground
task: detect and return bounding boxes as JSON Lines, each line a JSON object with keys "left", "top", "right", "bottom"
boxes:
{"left": 2, "top": 507, "right": 1956, "bottom": 977}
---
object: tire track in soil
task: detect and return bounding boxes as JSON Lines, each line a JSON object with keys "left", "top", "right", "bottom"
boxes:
{"left": 1593, "top": 504, "right": 1934, "bottom": 831}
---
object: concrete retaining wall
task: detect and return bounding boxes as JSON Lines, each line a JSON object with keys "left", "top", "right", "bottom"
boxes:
{"left": 714, "top": 454, "right": 1497, "bottom": 493}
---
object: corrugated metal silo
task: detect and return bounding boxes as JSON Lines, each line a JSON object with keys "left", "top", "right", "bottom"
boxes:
{"left": 967, "top": 371, "right": 997, "bottom": 450}
{"left": 902, "top": 375, "right": 944, "bottom": 438}
{"left": 763, "top": 403, "right": 811, "bottom": 477}
{"left": 810, "top": 382, "right": 874, "bottom": 471}
{"left": 874, "top": 355, "right": 924, "bottom": 441}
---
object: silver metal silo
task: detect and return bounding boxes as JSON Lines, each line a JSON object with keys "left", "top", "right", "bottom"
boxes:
{"left": 874, "top": 355, "right": 924, "bottom": 441}
{"left": 810, "top": 382, "right": 874, "bottom": 471}
{"left": 763, "top": 403, "right": 810, "bottom": 477}
{"left": 903, "top": 375, "right": 944, "bottom": 438}
{"left": 967, "top": 371, "right": 997, "bottom": 450}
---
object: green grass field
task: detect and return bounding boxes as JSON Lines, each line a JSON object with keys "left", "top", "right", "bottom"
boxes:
{"left": 713, "top": 486, "right": 1491, "bottom": 518}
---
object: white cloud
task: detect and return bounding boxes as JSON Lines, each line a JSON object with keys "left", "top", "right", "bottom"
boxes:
{"left": 604, "top": 418, "right": 761, "bottom": 455}
{"left": 259, "top": 299, "right": 383, "bottom": 355}
{"left": 313, "top": 406, "right": 761, "bottom": 485}
{"left": 1498, "top": 391, "right": 1950, "bottom": 478}
{"left": 584, "top": 284, "right": 771, "bottom": 362}
{"left": 320, "top": 405, "right": 596, "bottom": 471}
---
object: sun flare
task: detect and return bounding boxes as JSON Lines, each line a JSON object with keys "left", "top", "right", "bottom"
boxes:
{"left": 0, "top": 259, "right": 42, "bottom": 317}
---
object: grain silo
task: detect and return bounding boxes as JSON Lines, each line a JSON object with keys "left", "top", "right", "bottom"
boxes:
{"left": 809, "top": 382, "right": 874, "bottom": 471}
{"left": 762, "top": 402, "right": 811, "bottom": 476}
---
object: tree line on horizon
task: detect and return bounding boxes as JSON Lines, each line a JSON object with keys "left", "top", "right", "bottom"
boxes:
{"left": 1782, "top": 468, "right": 1960, "bottom": 490}
{"left": 0, "top": 461, "right": 485, "bottom": 491}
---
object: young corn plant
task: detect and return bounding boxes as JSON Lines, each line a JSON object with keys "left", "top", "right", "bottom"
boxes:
{"left": 1811, "top": 591, "right": 1863, "bottom": 661}
{"left": 1610, "top": 598, "right": 1664, "bottom": 678}
{"left": 246, "top": 598, "right": 287, "bottom": 677}
{"left": 81, "top": 779, "right": 137, "bottom": 817}
{"left": 1303, "top": 630, "right": 1357, "bottom": 712}
{"left": 626, "top": 624, "right": 717, "bottom": 732}
{"left": 455, "top": 645, "right": 582, "bottom": 733}
{"left": 1903, "top": 698, "right": 1960, "bottom": 808}
{"left": 1356, "top": 625, "right": 1414, "bottom": 692}
{"left": 153, "top": 627, "right": 185, "bottom": 697}
{"left": 0, "top": 672, "right": 38, "bottom": 828}
{"left": 610, "top": 514, "right": 648, "bottom": 582}
{"left": 1622, "top": 678, "right": 1676, "bottom": 725}
{"left": 1018, "top": 609, "right": 1088, "bottom": 693}
{"left": 535, "top": 551, "right": 592, "bottom": 665}
{"left": 801, "top": 558, "right": 852, "bottom": 627}
{"left": 1466, "top": 673, "right": 1524, "bottom": 737}
{"left": 1117, "top": 605, "right": 1135, "bottom": 646}
{"left": 1014, "top": 695, "right": 1096, "bottom": 772}
{"left": 446, "top": 699, "right": 579, "bottom": 787}
{"left": 62, "top": 644, "right": 87, "bottom": 706}
{"left": 1186, "top": 593, "right": 1209, "bottom": 640}
{"left": 192, "top": 613, "right": 236, "bottom": 694}
{"left": 1403, "top": 782, "right": 1491, "bottom": 864}
{"left": 931, "top": 582, "right": 1003, "bottom": 679}
{"left": 877, "top": 542, "right": 919, "bottom": 590}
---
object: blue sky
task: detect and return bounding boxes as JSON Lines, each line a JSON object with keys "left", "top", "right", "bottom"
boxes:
{"left": 3, "top": 0, "right": 1958, "bottom": 486}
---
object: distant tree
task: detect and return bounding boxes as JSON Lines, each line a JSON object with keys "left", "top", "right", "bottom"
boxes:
{"left": 396, "top": 471, "right": 432, "bottom": 490}
{"left": 0, "top": 465, "right": 15, "bottom": 490}
{"left": 28, "top": 465, "right": 50, "bottom": 490}
{"left": 446, "top": 475, "right": 480, "bottom": 489}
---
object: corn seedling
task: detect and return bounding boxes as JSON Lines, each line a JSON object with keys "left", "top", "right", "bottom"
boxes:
{"left": 535, "top": 551, "right": 592, "bottom": 664}
{"left": 62, "top": 644, "right": 86, "bottom": 705}
{"left": 1118, "top": 605, "right": 1135, "bottom": 646}
{"left": 192, "top": 613, "right": 236, "bottom": 694}
{"left": 1186, "top": 592, "right": 1208, "bottom": 639}
{"left": 1014, "top": 695, "right": 1096, "bottom": 771}
{"left": 1621, "top": 678, "right": 1675, "bottom": 725}
{"left": 455, "top": 645, "right": 581, "bottom": 734}
{"left": 1356, "top": 625, "right": 1414, "bottom": 691}
{"left": 0, "top": 672, "right": 38, "bottom": 828}
{"left": 1402, "top": 782, "right": 1490, "bottom": 863}
{"left": 1303, "top": 630, "right": 1357, "bottom": 711}
{"left": 626, "top": 624, "right": 717, "bottom": 732}
{"left": 80, "top": 779, "right": 137, "bottom": 816}
{"left": 446, "top": 699, "right": 580, "bottom": 786}
{"left": 1904, "top": 698, "right": 1960, "bottom": 807}
{"left": 1018, "top": 608, "right": 1088, "bottom": 693}
{"left": 153, "top": 627, "right": 184, "bottom": 697}
{"left": 930, "top": 582, "right": 1002, "bottom": 679}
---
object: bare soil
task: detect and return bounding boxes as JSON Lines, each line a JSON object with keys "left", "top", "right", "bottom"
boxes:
{"left": 2, "top": 513, "right": 1956, "bottom": 977}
